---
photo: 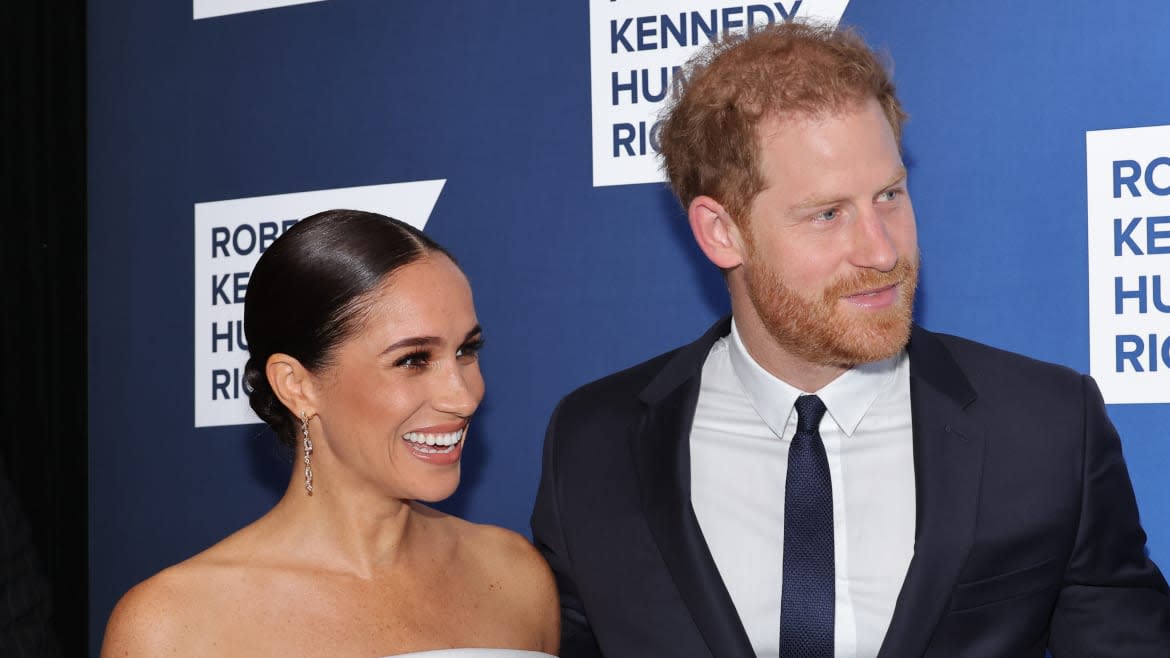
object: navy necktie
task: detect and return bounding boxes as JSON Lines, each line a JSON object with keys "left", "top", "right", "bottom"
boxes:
{"left": 780, "top": 394, "right": 834, "bottom": 657}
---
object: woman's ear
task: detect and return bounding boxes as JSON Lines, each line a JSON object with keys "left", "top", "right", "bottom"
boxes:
{"left": 266, "top": 353, "right": 318, "bottom": 418}
{"left": 688, "top": 195, "right": 746, "bottom": 269}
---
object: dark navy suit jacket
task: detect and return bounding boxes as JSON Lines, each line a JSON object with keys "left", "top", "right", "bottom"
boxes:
{"left": 532, "top": 318, "right": 1170, "bottom": 657}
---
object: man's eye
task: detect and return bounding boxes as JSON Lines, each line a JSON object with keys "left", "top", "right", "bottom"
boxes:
{"left": 878, "top": 189, "right": 902, "bottom": 202}
{"left": 814, "top": 208, "right": 840, "bottom": 222}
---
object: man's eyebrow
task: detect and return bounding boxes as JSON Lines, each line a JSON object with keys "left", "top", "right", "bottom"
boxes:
{"left": 882, "top": 166, "right": 909, "bottom": 189}
{"left": 788, "top": 166, "right": 908, "bottom": 213}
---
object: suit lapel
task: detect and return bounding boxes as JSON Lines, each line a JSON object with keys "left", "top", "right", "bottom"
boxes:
{"left": 878, "top": 327, "right": 985, "bottom": 657}
{"left": 627, "top": 321, "right": 985, "bottom": 657}
{"left": 630, "top": 318, "right": 756, "bottom": 658}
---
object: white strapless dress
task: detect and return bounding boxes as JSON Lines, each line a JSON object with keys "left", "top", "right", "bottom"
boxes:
{"left": 381, "top": 646, "right": 554, "bottom": 650}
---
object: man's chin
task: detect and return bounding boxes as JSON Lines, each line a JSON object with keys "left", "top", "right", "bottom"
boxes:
{"left": 790, "top": 316, "right": 912, "bottom": 368}
{"left": 746, "top": 258, "right": 918, "bottom": 369}
{"left": 832, "top": 335, "right": 910, "bottom": 367}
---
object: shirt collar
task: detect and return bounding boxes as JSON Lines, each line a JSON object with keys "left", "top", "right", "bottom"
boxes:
{"left": 727, "top": 320, "right": 904, "bottom": 438}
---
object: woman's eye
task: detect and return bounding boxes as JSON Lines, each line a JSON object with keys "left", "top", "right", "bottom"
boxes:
{"left": 457, "top": 338, "right": 485, "bottom": 360}
{"left": 395, "top": 351, "right": 431, "bottom": 369}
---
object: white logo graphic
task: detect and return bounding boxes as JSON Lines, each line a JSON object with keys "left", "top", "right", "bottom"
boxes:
{"left": 193, "top": 180, "right": 447, "bottom": 428}
{"left": 193, "top": 0, "right": 326, "bottom": 20}
{"left": 589, "top": 0, "right": 851, "bottom": 188}
{"left": 1086, "top": 125, "right": 1170, "bottom": 404}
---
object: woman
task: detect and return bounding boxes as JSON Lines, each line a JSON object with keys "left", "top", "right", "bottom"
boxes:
{"left": 102, "top": 210, "right": 559, "bottom": 657}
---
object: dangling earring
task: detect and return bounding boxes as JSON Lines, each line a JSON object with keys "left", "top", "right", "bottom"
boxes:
{"left": 301, "top": 411, "right": 314, "bottom": 495}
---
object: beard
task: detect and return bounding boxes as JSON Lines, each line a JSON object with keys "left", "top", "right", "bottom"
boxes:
{"left": 743, "top": 249, "right": 919, "bottom": 369}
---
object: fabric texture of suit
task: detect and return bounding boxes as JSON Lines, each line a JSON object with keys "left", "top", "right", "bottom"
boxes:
{"left": 531, "top": 318, "right": 1170, "bottom": 657}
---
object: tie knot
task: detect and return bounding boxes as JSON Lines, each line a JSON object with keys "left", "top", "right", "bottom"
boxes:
{"left": 794, "top": 395, "right": 826, "bottom": 434}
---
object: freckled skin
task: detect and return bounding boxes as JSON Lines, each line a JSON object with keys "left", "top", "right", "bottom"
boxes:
{"left": 727, "top": 98, "right": 919, "bottom": 391}
{"left": 100, "top": 258, "right": 559, "bottom": 658}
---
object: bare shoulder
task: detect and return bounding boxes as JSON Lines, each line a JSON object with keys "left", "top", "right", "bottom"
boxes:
{"left": 100, "top": 529, "right": 265, "bottom": 658}
{"left": 468, "top": 522, "right": 553, "bottom": 580}
{"left": 414, "top": 504, "right": 551, "bottom": 585}
{"left": 100, "top": 559, "right": 218, "bottom": 657}
{"left": 458, "top": 521, "right": 560, "bottom": 650}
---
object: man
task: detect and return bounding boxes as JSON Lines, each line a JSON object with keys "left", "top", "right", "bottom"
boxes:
{"left": 531, "top": 22, "right": 1170, "bottom": 657}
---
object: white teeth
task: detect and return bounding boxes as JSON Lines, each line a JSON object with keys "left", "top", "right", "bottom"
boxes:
{"left": 403, "top": 429, "right": 464, "bottom": 449}
{"left": 412, "top": 443, "right": 456, "bottom": 454}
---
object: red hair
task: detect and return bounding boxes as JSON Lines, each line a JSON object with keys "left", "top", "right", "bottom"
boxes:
{"left": 659, "top": 22, "right": 907, "bottom": 223}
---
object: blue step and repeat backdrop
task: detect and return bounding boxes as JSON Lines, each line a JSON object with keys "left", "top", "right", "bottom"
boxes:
{"left": 88, "top": 1, "right": 1170, "bottom": 654}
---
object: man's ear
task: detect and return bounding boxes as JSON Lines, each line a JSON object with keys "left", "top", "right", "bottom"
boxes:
{"left": 688, "top": 195, "right": 746, "bottom": 269}
{"left": 266, "top": 353, "right": 318, "bottom": 419}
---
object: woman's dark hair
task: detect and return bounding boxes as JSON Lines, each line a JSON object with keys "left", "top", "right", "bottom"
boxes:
{"left": 243, "top": 209, "right": 452, "bottom": 446}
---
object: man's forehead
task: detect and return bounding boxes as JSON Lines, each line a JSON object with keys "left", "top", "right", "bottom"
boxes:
{"left": 750, "top": 102, "right": 906, "bottom": 204}
{"left": 753, "top": 98, "right": 879, "bottom": 143}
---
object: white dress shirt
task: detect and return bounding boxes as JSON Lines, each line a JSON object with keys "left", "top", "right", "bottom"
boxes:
{"left": 690, "top": 322, "right": 916, "bottom": 657}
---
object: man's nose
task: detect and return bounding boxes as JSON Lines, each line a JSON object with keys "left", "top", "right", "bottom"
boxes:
{"left": 850, "top": 206, "right": 898, "bottom": 271}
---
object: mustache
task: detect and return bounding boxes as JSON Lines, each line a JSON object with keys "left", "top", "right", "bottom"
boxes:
{"left": 823, "top": 255, "right": 919, "bottom": 300}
